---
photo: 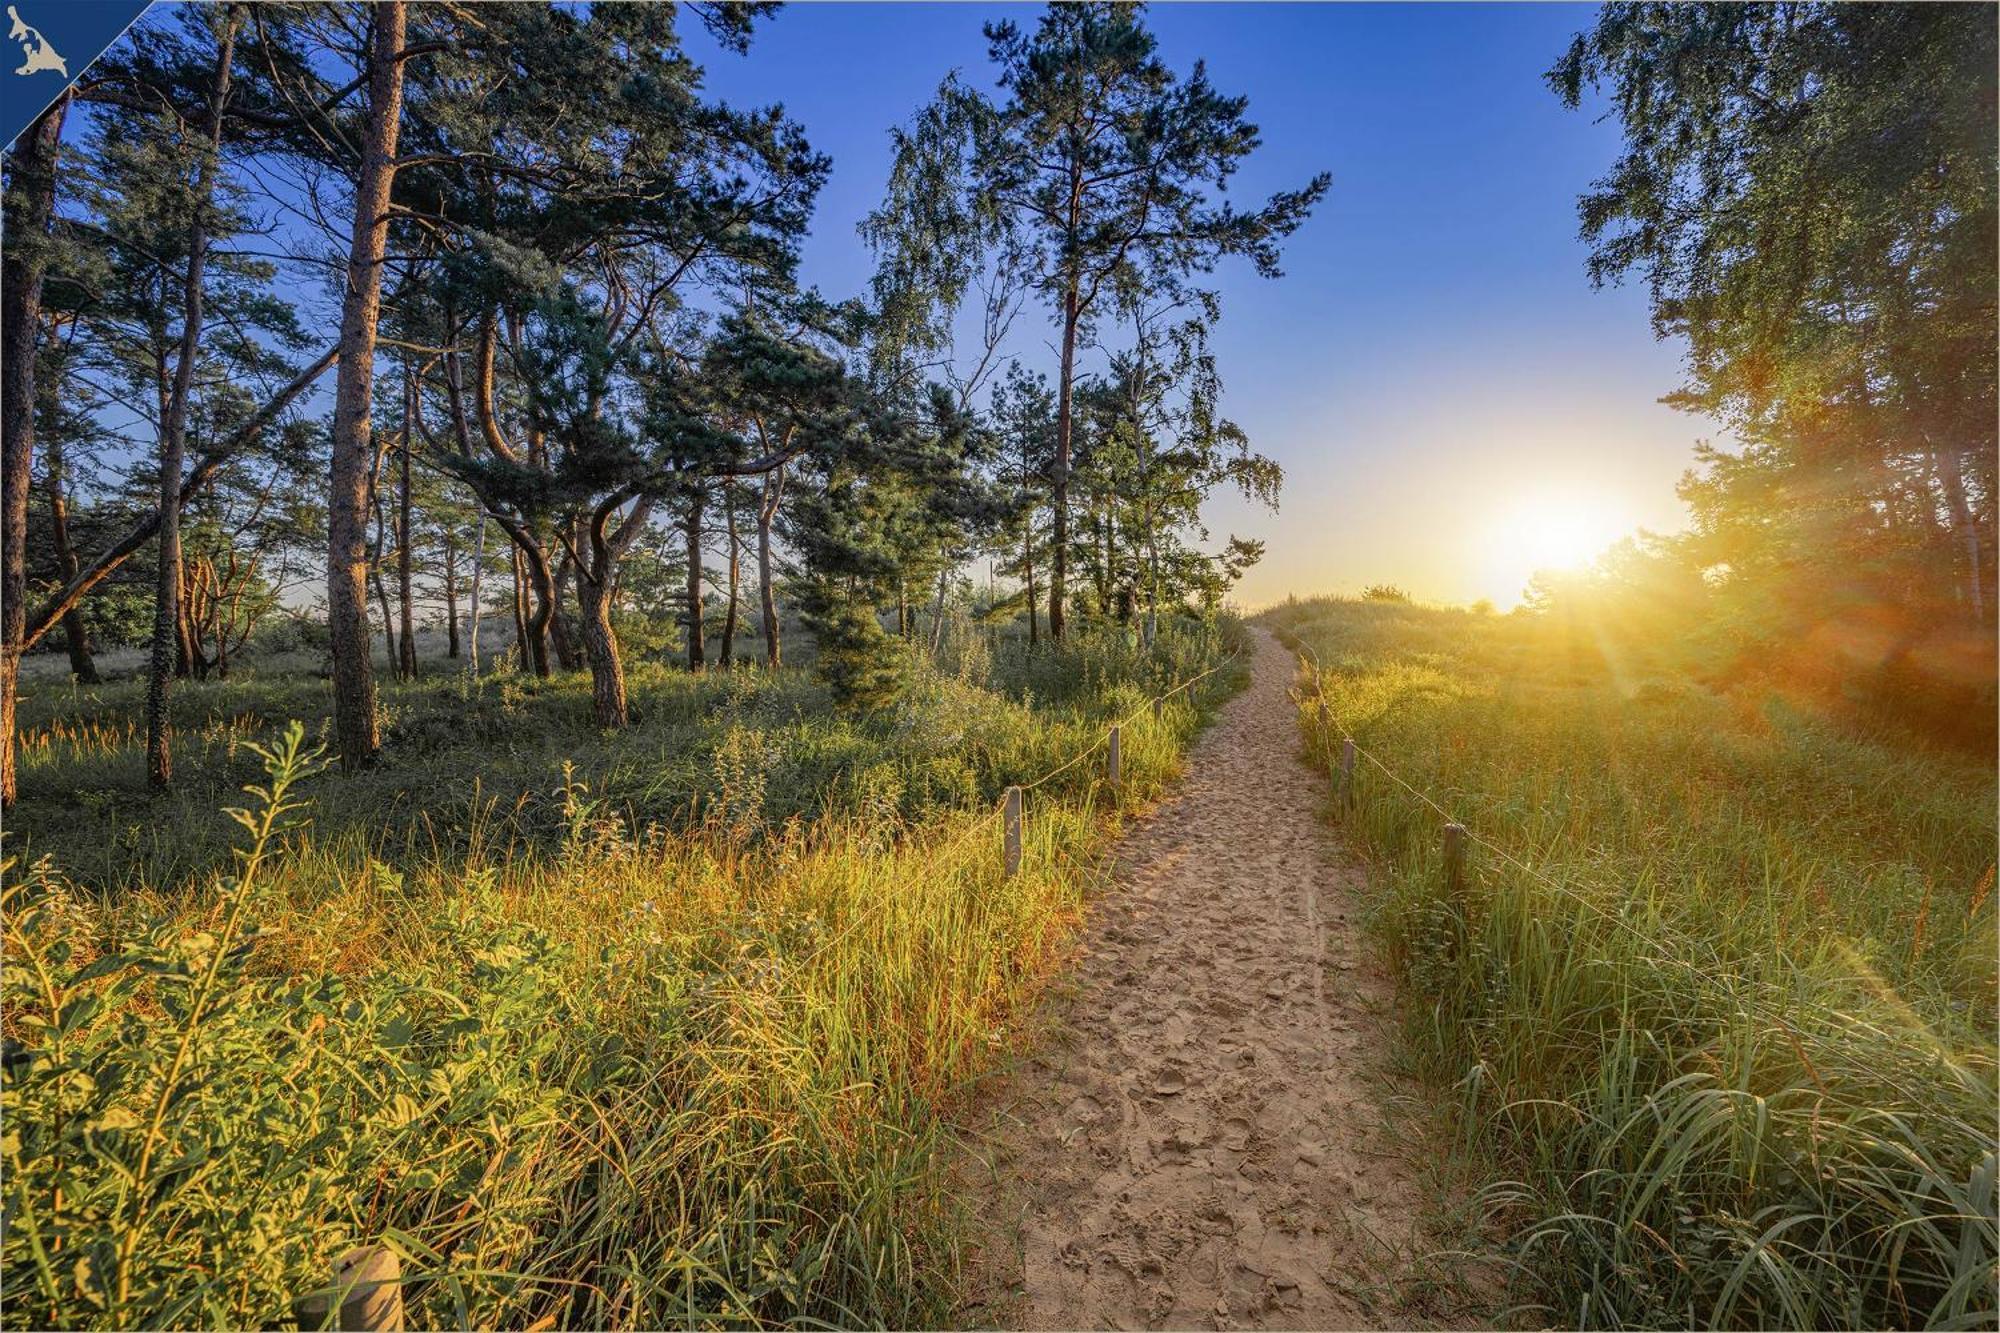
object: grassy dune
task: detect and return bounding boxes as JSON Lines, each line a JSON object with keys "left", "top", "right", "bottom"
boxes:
{"left": 2, "top": 621, "right": 1245, "bottom": 1329}
{"left": 1263, "top": 596, "right": 1997, "bottom": 1330}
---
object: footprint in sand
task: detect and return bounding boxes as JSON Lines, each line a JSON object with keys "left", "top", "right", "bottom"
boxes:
{"left": 970, "top": 629, "right": 1433, "bottom": 1332}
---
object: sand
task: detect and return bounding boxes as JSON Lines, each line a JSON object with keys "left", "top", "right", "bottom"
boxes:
{"left": 967, "top": 627, "right": 1432, "bottom": 1331}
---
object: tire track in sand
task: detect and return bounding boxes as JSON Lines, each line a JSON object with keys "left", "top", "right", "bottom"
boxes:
{"left": 968, "top": 628, "right": 1431, "bottom": 1331}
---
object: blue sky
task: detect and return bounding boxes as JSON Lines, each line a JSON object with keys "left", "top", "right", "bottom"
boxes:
{"left": 691, "top": 3, "right": 1723, "bottom": 608}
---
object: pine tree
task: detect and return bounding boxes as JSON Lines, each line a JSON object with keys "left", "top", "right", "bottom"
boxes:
{"left": 880, "top": 3, "right": 1326, "bottom": 638}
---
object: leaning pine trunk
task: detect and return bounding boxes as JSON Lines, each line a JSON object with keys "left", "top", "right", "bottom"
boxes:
{"left": 575, "top": 496, "right": 650, "bottom": 727}
{"left": 326, "top": 0, "right": 406, "bottom": 769}
{"left": 147, "top": 15, "right": 237, "bottom": 787}
{"left": 577, "top": 577, "right": 629, "bottom": 726}
{"left": 520, "top": 538, "right": 554, "bottom": 677}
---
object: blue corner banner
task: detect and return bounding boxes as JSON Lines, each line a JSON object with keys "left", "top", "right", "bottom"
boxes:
{"left": 3, "top": 0, "right": 152, "bottom": 151}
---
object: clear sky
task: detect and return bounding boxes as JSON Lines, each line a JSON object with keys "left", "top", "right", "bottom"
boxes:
{"left": 689, "top": 2, "right": 1725, "bottom": 610}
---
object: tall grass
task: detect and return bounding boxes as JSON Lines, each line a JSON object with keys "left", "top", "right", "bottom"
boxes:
{"left": 2, "top": 619, "right": 1245, "bottom": 1328}
{"left": 1264, "top": 596, "right": 1997, "bottom": 1329}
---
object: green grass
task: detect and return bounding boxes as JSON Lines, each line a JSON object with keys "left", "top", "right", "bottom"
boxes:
{"left": 2, "top": 617, "right": 1247, "bottom": 1329}
{"left": 1262, "top": 596, "right": 1997, "bottom": 1330}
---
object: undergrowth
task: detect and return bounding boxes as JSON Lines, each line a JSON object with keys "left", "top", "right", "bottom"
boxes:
{"left": 2, "top": 617, "right": 1247, "bottom": 1328}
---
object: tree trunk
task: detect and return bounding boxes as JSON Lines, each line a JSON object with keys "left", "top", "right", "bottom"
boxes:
{"left": 396, "top": 373, "right": 417, "bottom": 679}
{"left": 1050, "top": 281, "right": 1078, "bottom": 641}
{"left": 176, "top": 582, "right": 205, "bottom": 679}
{"left": 1, "top": 96, "right": 67, "bottom": 807}
{"left": 327, "top": 0, "right": 406, "bottom": 769}
{"left": 373, "top": 565, "right": 396, "bottom": 673}
{"left": 1023, "top": 490, "right": 1038, "bottom": 647}
{"left": 578, "top": 575, "right": 628, "bottom": 726}
{"left": 576, "top": 496, "right": 650, "bottom": 728}
{"left": 720, "top": 483, "right": 740, "bottom": 668}
{"left": 684, "top": 490, "right": 705, "bottom": 671}
{"left": 929, "top": 566, "right": 949, "bottom": 653}
{"left": 550, "top": 536, "right": 581, "bottom": 670}
{"left": 369, "top": 441, "right": 396, "bottom": 672}
{"left": 1937, "top": 443, "right": 1988, "bottom": 626}
{"left": 759, "top": 465, "right": 783, "bottom": 668}
{"left": 442, "top": 526, "right": 459, "bottom": 658}
{"left": 467, "top": 514, "right": 484, "bottom": 674}
{"left": 44, "top": 433, "right": 99, "bottom": 683}
{"left": 146, "top": 15, "right": 237, "bottom": 788}
{"left": 519, "top": 536, "right": 553, "bottom": 676}
{"left": 510, "top": 543, "right": 529, "bottom": 671}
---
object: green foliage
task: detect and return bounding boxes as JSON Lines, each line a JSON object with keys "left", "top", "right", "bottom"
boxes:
{"left": 1265, "top": 597, "right": 1997, "bottom": 1330}
{"left": 794, "top": 587, "right": 910, "bottom": 712}
{"left": 4, "top": 731, "right": 567, "bottom": 1328}
{"left": 4, "top": 624, "right": 1244, "bottom": 1328}
{"left": 1551, "top": 2, "right": 1997, "bottom": 652}
{"left": 974, "top": 3, "right": 1331, "bottom": 305}
{"left": 1066, "top": 299, "right": 1281, "bottom": 619}
{"left": 1359, "top": 583, "right": 1411, "bottom": 603}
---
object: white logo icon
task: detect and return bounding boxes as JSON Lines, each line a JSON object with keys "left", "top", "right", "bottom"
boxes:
{"left": 7, "top": 6, "right": 67, "bottom": 78}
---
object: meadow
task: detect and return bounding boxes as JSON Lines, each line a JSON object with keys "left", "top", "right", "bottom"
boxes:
{"left": 1262, "top": 596, "right": 1998, "bottom": 1330}
{"left": 1, "top": 618, "right": 1246, "bottom": 1329}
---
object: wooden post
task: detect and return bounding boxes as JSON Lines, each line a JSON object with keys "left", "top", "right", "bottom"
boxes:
{"left": 1443, "top": 822, "right": 1466, "bottom": 900}
{"left": 1107, "top": 723, "right": 1122, "bottom": 790}
{"left": 1003, "top": 786, "right": 1022, "bottom": 877}
{"left": 296, "top": 1245, "right": 403, "bottom": 1332}
{"left": 1338, "top": 738, "right": 1356, "bottom": 810}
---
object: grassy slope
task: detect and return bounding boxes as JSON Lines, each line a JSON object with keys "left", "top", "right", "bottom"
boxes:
{"left": 1262, "top": 596, "right": 1996, "bottom": 1330}
{"left": 3, "top": 620, "right": 1248, "bottom": 1329}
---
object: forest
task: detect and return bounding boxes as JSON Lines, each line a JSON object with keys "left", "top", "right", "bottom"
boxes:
{"left": 1, "top": 2, "right": 1994, "bottom": 1331}
{"left": 1, "top": 0, "right": 1313, "bottom": 801}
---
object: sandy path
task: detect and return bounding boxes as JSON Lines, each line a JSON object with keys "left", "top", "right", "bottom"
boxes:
{"left": 968, "top": 628, "right": 1430, "bottom": 1331}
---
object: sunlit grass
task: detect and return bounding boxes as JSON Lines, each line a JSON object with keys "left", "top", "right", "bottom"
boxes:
{"left": 2, "top": 619, "right": 1246, "bottom": 1329}
{"left": 1264, "top": 596, "right": 1997, "bottom": 1329}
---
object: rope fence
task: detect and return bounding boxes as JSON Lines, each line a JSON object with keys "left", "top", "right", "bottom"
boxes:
{"left": 1273, "top": 625, "right": 1963, "bottom": 1061}
{"left": 796, "top": 643, "right": 1245, "bottom": 970}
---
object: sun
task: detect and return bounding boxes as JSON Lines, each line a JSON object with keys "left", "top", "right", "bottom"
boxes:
{"left": 1474, "top": 488, "right": 1634, "bottom": 606}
